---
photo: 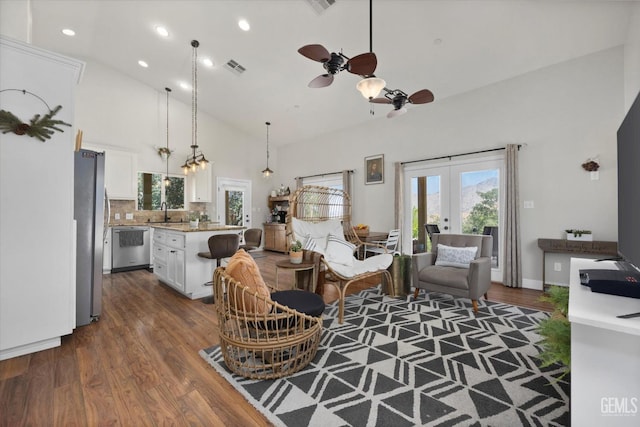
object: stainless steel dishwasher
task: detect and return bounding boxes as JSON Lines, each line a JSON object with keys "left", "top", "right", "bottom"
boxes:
{"left": 112, "top": 226, "right": 150, "bottom": 272}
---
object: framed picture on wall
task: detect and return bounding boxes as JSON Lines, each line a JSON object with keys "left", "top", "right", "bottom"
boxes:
{"left": 365, "top": 154, "right": 384, "bottom": 185}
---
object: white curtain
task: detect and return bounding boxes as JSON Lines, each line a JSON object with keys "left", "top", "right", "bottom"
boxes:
{"left": 394, "top": 162, "right": 404, "bottom": 252}
{"left": 503, "top": 144, "right": 522, "bottom": 287}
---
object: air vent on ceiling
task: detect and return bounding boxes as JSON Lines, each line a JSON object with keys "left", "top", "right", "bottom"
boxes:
{"left": 306, "top": 0, "right": 336, "bottom": 15}
{"left": 225, "top": 59, "right": 246, "bottom": 75}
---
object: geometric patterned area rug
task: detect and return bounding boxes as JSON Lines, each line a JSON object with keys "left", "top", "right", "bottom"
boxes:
{"left": 199, "top": 286, "right": 570, "bottom": 426}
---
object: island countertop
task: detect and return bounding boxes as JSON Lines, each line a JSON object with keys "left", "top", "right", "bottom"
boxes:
{"left": 150, "top": 223, "right": 246, "bottom": 233}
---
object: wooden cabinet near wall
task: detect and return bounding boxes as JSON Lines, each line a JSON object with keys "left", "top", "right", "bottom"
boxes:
{"left": 264, "top": 223, "right": 288, "bottom": 253}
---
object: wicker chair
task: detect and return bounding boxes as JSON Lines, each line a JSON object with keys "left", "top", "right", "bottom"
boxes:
{"left": 287, "top": 185, "right": 393, "bottom": 323}
{"left": 213, "top": 267, "right": 323, "bottom": 380}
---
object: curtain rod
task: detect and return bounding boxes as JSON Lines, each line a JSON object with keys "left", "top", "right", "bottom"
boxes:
{"left": 295, "top": 169, "right": 354, "bottom": 180}
{"left": 401, "top": 145, "right": 522, "bottom": 166}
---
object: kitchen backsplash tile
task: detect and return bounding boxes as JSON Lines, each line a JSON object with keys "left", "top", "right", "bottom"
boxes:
{"left": 108, "top": 200, "right": 204, "bottom": 224}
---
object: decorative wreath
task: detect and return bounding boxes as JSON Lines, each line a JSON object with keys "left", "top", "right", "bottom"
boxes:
{"left": 0, "top": 89, "right": 71, "bottom": 142}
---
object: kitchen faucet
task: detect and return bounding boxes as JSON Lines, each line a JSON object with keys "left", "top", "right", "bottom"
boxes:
{"left": 161, "top": 201, "right": 170, "bottom": 222}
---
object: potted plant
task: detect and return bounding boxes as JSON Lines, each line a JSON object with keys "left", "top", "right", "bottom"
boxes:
{"left": 536, "top": 285, "right": 571, "bottom": 379}
{"left": 565, "top": 229, "right": 592, "bottom": 241}
{"left": 189, "top": 211, "right": 200, "bottom": 229}
{"left": 289, "top": 240, "right": 303, "bottom": 264}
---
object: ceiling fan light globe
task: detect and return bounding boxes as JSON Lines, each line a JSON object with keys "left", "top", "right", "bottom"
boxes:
{"left": 356, "top": 76, "right": 386, "bottom": 100}
{"left": 387, "top": 107, "right": 407, "bottom": 119}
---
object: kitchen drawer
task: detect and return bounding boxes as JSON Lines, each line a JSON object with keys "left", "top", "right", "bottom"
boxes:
{"left": 165, "top": 232, "right": 185, "bottom": 249}
{"left": 153, "top": 229, "right": 167, "bottom": 244}
{"left": 154, "top": 261, "right": 167, "bottom": 281}
{"left": 154, "top": 244, "right": 167, "bottom": 262}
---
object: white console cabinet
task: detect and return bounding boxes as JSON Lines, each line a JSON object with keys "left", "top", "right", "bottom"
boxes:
{"left": 568, "top": 258, "right": 640, "bottom": 426}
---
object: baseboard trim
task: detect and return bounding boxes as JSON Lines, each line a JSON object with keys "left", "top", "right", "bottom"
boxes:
{"left": 0, "top": 337, "right": 61, "bottom": 361}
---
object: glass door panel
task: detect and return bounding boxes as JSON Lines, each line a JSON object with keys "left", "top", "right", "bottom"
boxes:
{"left": 225, "top": 190, "right": 244, "bottom": 226}
{"left": 216, "top": 178, "right": 252, "bottom": 228}
{"left": 405, "top": 158, "right": 502, "bottom": 273}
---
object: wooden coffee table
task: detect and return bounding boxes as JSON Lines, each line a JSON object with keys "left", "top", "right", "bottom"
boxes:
{"left": 275, "top": 259, "right": 317, "bottom": 292}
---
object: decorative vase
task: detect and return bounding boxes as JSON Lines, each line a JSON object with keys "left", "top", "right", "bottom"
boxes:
{"left": 290, "top": 251, "right": 303, "bottom": 264}
{"left": 189, "top": 219, "right": 199, "bottom": 229}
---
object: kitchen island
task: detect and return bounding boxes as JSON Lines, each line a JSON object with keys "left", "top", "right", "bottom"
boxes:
{"left": 151, "top": 224, "right": 245, "bottom": 299}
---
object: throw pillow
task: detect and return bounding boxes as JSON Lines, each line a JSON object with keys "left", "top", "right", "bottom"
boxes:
{"left": 302, "top": 234, "right": 321, "bottom": 254}
{"left": 324, "top": 234, "right": 356, "bottom": 267}
{"left": 435, "top": 244, "right": 478, "bottom": 268}
{"left": 291, "top": 218, "right": 344, "bottom": 251}
{"left": 225, "top": 249, "right": 271, "bottom": 314}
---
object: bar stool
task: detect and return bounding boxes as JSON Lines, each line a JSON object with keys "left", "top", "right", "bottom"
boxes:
{"left": 197, "top": 233, "right": 240, "bottom": 304}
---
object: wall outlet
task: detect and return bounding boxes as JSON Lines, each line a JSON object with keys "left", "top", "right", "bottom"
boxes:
{"left": 114, "top": 213, "right": 120, "bottom": 220}
{"left": 524, "top": 200, "right": 534, "bottom": 209}
{"left": 554, "top": 262, "right": 562, "bottom": 272}
{"left": 125, "top": 213, "right": 133, "bottom": 220}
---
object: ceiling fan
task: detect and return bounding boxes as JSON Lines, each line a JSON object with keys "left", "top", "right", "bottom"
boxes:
{"left": 370, "top": 88, "right": 435, "bottom": 118}
{"left": 298, "top": 44, "right": 377, "bottom": 88}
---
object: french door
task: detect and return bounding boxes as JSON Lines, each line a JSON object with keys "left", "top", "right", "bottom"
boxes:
{"left": 216, "top": 178, "right": 252, "bottom": 228}
{"left": 404, "top": 156, "right": 503, "bottom": 279}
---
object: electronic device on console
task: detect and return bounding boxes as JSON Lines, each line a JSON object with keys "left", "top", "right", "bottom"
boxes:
{"left": 580, "top": 267, "right": 640, "bottom": 299}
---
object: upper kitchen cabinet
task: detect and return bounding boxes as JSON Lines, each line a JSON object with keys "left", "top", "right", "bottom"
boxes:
{"left": 105, "top": 148, "right": 137, "bottom": 200}
{"left": 191, "top": 167, "right": 212, "bottom": 202}
{"left": 83, "top": 145, "right": 137, "bottom": 200}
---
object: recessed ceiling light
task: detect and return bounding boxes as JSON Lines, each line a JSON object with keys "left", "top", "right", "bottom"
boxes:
{"left": 179, "top": 81, "right": 190, "bottom": 90}
{"left": 202, "top": 58, "right": 214, "bottom": 68}
{"left": 138, "top": 60, "right": 149, "bottom": 68}
{"left": 155, "top": 26, "right": 169, "bottom": 37}
{"left": 238, "top": 19, "right": 250, "bottom": 31}
{"left": 434, "top": 38, "right": 443, "bottom": 45}
{"left": 62, "top": 28, "right": 75, "bottom": 36}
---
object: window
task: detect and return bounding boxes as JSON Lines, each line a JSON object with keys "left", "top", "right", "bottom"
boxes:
{"left": 303, "top": 173, "right": 343, "bottom": 190}
{"left": 137, "top": 172, "right": 185, "bottom": 210}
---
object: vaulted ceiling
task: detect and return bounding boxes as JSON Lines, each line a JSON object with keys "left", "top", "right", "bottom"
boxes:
{"left": 1, "top": 0, "right": 633, "bottom": 145}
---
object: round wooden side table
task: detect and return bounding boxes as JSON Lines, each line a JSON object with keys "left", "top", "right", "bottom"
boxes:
{"left": 275, "top": 259, "right": 317, "bottom": 292}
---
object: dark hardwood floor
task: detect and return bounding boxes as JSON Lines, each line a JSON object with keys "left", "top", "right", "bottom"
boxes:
{"left": 0, "top": 251, "right": 551, "bottom": 426}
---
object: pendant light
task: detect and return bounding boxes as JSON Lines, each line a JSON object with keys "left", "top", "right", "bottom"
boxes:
{"left": 262, "top": 121, "right": 274, "bottom": 178}
{"left": 164, "top": 87, "right": 171, "bottom": 187}
{"left": 182, "top": 39, "right": 209, "bottom": 174}
{"left": 356, "top": 0, "right": 386, "bottom": 100}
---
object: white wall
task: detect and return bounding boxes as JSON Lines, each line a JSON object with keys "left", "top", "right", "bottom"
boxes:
{"left": 0, "top": 37, "right": 83, "bottom": 359}
{"left": 277, "top": 47, "right": 625, "bottom": 288}
{"left": 74, "top": 59, "right": 278, "bottom": 223}
{"left": 624, "top": 2, "right": 640, "bottom": 110}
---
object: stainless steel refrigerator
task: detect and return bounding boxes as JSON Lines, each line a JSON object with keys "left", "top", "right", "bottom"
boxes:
{"left": 74, "top": 149, "right": 107, "bottom": 326}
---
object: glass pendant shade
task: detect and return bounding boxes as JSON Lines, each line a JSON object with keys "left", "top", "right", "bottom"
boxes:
{"left": 356, "top": 76, "right": 386, "bottom": 100}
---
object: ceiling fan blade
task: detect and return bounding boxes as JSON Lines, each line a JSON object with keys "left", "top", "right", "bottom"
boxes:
{"left": 369, "top": 97, "right": 391, "bottom": 104}
{"left": 387, "top": 107, "right": 407, "bottom": 119}
{"left": 408, "top": 89, "right": 435, "bottom": 104}
{"left": 298, "top": 44, "right": 331, "bottom": 63}
{"left": 346, "top": 52, "right": 377, "bottom": 75}
{"left": 308, "top": 74, "right": 334, "bottom": 88}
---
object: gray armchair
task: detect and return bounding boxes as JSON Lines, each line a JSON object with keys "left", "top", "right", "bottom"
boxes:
{"left": 412, "top": 233, "right": 492, "bottom": 312}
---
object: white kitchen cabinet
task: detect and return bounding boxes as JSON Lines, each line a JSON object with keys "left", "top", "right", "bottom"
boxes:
{"left": 166, "top": 247, "right": 185, "bottom": 291}
{"left": 152, "top": 225, "right": 243, "bottom": 299}
{"left": 105, "top": 148, "right": 137, "bottom": 200}
{"left": 191, "top": 167, "right": 212, "bottom": 202}
{"left": 103, "top": 227, "right": 112, "bottom": 273}
{"left": 84, "top": 145, "right": 137, "bottom": 200}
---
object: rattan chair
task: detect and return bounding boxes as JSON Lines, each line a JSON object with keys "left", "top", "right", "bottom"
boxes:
{"left": 213, "top": 266, "right": 323, "bottom": 380}
{"left": 287, "top": 185, "right": 393, "bottom": 323}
